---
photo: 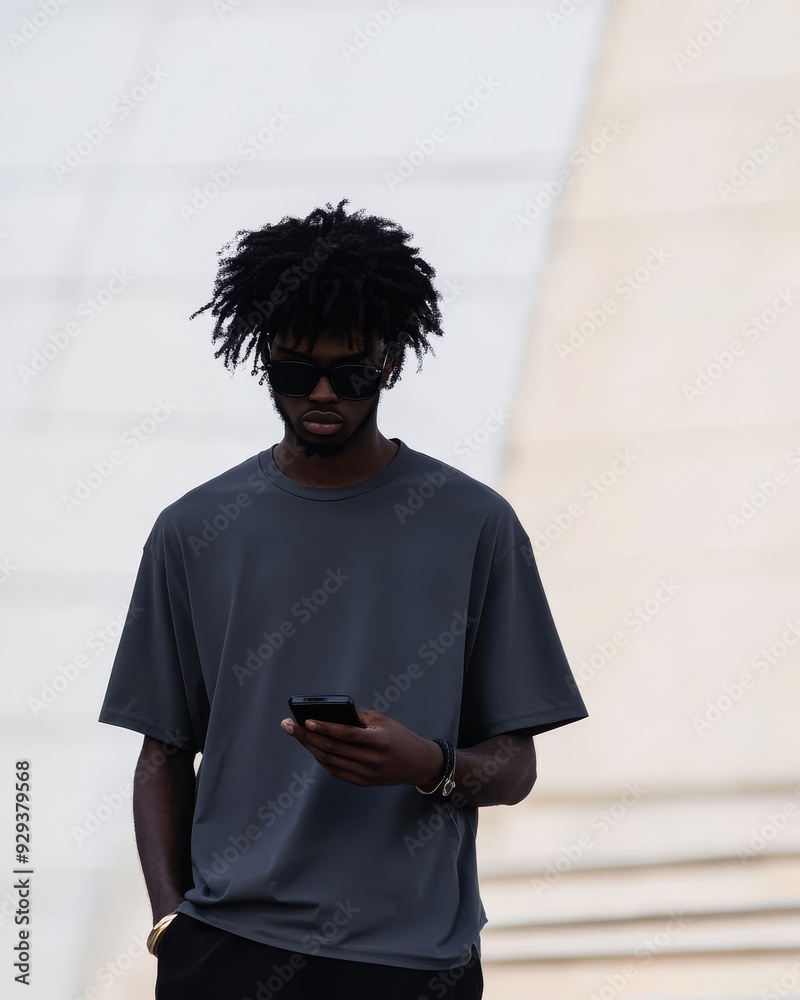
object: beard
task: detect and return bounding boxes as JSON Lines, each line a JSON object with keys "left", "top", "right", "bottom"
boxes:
{"left": 268, "top": 390, "right": 382, "bottom": 459}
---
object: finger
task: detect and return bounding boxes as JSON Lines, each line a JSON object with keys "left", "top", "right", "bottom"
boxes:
{"left": 280, "top": 719, "right": 318, "bottom": 750}
{"left": 309, "top": 745, "right": 368, "bottom": 774}
{"left": 357, "top": 709, "right": 385, "bottom": 725}
{"left": 282, "top": 719, "right": 373, "bottom": 765}
{"left": 320, "top": 760, "right": 371, "bottom": 784}
{"left": 304, "top": 718, "right": 371, "bottom": 743}
{"left": 305, "top": 731, "right": 375, "bottom": 764}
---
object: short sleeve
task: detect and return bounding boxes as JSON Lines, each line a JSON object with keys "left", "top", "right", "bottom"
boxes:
{"left": 457, "top": 536, "right": 589, "bottom": 747}
{"left": 97, "top": 538, "right": 206, "bottom": 754}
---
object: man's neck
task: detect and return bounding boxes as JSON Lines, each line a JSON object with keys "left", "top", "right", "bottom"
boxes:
{"left": 273, "top": 434, "right": 399, "bottom": 488}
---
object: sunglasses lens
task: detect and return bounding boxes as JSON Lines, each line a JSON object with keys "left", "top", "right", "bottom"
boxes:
{"left": 267, "top": 362, "right": 317, "bottom": 396}
{"left": 331, "top": 365, "right": 382, "bottom": 400}
{"left": 267, "top": 360, "right": 383, "bottom": 399}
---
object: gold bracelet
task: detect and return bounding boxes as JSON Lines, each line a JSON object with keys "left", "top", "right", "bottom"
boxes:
{"left": 146, "top": 910, "right": 179, "bottom": 956}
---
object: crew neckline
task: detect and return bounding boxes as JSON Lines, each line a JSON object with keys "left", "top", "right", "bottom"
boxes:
{"left": 257, "top": 438, "right": 415, "bottom": 500}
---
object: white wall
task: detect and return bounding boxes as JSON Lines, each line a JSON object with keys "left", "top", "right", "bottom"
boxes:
{"left": 1, "top": 3, "right": 608, "bottom": 996}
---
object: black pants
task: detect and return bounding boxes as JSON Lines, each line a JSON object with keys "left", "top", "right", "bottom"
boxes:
{"left": 156, "top": 913, "right": 483, "bottom": 1000}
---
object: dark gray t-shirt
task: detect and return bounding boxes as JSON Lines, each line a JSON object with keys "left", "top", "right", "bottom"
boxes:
{"left": 98, "top": 437, "right": 588, "bottom": 970}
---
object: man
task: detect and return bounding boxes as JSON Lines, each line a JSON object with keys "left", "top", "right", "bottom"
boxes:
{"left": 98, "top": 198, "right": 589, "bottom": 1000}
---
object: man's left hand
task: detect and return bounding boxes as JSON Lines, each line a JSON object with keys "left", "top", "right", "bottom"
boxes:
{"left": 280, "top": 709, "right": 442, "bottom": 788}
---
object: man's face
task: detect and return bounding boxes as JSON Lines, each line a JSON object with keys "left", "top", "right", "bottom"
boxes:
{"left": 263, "top": 327, "right": 392, "bottom": 458}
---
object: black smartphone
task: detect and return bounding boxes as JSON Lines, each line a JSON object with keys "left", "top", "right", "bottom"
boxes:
{"left": 288, "top": 695, "right": 367, "bottom": 729}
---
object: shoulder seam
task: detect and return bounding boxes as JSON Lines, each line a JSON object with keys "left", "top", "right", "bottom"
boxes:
{"left": 489, "top": 535, "right": 530, "bottom": 571}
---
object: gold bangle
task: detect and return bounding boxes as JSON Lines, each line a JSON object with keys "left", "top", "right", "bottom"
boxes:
{"left": 146, "top": 911, "right": 179, "bottom": 956}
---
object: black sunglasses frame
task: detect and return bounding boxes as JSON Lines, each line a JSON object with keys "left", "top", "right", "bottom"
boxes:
{"left": 265, "top": 349, "right": 390, "bottom": 401}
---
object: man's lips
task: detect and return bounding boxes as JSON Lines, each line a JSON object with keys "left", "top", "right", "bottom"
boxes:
{"left": 301, "top": 411, "right": 344, "bottom": 435}
{"left": 302, "top": 411, "right": 343, "bottom": 425}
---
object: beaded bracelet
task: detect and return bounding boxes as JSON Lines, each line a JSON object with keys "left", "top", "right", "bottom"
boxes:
{"left": 415, "top": 739, "right": 456, "bottom": 797}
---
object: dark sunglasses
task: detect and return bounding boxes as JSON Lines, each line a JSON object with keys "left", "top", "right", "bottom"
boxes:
{"left": 265, "top": 351, "right": 388, "bottom": 401}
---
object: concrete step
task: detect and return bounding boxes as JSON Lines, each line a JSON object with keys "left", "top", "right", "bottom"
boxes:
{"left": 478, "top": 855, "right": 800, "bottom": 997}
{"left": 480, "top": 854, "right": 800, "bottom": 929}
{"left": 475, "top": 789, "right": 800, "bottom": 877}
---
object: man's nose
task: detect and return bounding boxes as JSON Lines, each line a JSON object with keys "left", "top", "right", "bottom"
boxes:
{"left": 308, "top": 373, "right": 338, "bottom": 402}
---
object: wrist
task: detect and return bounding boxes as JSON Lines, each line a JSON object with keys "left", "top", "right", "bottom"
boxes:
{"left": 152, "top": 891, "right": 186, "bottom": 925}
{"left": 414, "top": 739, "right": 445, "bottom": 791}
{"left": 153, "top": 904, "right": 180, "bottom": 924}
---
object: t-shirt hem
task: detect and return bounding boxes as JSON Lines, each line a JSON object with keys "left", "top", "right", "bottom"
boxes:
{"left": 468, "top": 704, "right": 589, "bottom": 743}
{"left": 177, "top": 901, "right": 482, "bottom": 970}
{"left": 97, "top": 708, "right": 198, "bottom": 753}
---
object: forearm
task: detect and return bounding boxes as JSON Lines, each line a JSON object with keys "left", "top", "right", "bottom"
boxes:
{"left": 416, "top": 732, "right": 536, "bottom": 807}
{"left": 132, "top": 736, "right": 197, "bottom": 922}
